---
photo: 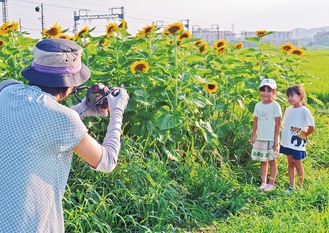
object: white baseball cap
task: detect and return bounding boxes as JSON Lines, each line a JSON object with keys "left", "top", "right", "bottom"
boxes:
{"left": 259, "top": 79, "right": 277, "bottom": 89}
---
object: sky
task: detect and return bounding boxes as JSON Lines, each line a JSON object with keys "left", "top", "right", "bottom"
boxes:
{"left": 4, "top": 0, "right": 329, "bottom": 38}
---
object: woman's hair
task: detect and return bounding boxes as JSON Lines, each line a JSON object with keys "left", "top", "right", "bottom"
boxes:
{"left": 286, "top": 85, "right": 306, "bottom": 106}
{"left": 28, "top": 82, "right": 70, "bottom": 97}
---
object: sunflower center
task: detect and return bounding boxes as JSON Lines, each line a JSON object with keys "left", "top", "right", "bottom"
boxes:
{"left": 108, "top": 27, "right": 115, "bottom": 33}
{"left": 135, "top": 64, "right": 146, "bottom": 71}
{"left": 181, "top": 33, "right": 188, "bottom": 39}
{"left": 169, "top": 26, "right": 180, "bottom": 34}
{"left": 78, "top": 30, "right": 87, "bottom": 37}
{"left": 292, "top": 50, "right": 301, "bottom": 55}
{"left": 216, "top": 42, "right": 224, "bottom": 48}
{"left": 145, "top": 27, "right": 152, "bottom": 33}
{"left": 208, "top": 84, "right": 215, "bottom": 90}
{"left": 199, "top": 45, "right": 205, "bottom": 53}
{"left": 47, "top": 27, "right": 59, "bottom": 36}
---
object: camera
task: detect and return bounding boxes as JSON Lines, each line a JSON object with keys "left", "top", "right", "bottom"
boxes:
{"left": 72, "top": 83, "right": 120, "bottom": 111}
{"left": 86, "top": 83, "right": 109, "bottom": 108}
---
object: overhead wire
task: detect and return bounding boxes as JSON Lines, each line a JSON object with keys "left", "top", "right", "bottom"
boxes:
{"left": 7, "top": 0, "right": 185, "bottom": 37}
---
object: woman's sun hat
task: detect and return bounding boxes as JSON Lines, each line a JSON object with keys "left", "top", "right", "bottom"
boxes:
{"left": 21, "top": 38, "right": 91, "bottom": 87}
{"left": 259, "top": 78, "right": 277, "bottom": 89}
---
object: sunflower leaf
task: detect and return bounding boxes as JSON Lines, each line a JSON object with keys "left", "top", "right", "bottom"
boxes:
{"left": 244, "top": 37, "right": 261, "bottom": 44}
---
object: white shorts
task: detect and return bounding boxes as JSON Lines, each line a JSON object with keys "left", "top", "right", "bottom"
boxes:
{"left": 251, "top": 140, "right": 280, "bottom": 162}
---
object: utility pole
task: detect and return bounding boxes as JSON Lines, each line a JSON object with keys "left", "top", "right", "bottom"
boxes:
{"left": 0, "top": 0, "right": 8, "bottom": 23}
{"left": 155, "top": 20, "right": 166, "bottom": 29}
{"left": 73, "top": 7, "right": 124, "bottom": 34}
{"left": 35, "top": 3, "right": 45, "bottom": 31}
{"left": 211, "top": 24, "right": 219, "bottom": 40}
{"left": 180, "top": 19, "right": 189, "bottom": 31}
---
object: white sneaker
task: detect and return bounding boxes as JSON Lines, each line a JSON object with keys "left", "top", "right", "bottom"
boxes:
{"left": 259, "top": 183, "right": 266, "bottom": 191}
{"left": 264, "top": 184, "right": 274, "bottom": 191}
{"left": 285, "top": 185, "right": 295, "bottom": 194}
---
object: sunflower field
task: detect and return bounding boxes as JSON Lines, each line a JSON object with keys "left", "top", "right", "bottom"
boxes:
{"left": 1, "top": 20, "right": 328, "bottom": 232}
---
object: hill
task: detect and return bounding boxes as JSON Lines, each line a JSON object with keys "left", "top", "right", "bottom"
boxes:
{"left": 291, "top": 26, "right": 329, "bottom": 39}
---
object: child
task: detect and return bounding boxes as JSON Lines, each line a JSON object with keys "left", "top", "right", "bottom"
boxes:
{"left": 280, "top": 85, "right": 315, "bottom": 194}
{"left": 250, "top": 79, "right": 282, "bottom": 191}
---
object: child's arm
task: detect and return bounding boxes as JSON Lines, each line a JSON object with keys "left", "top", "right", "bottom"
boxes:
{"left": 250, "top": 116, "right": 258, "bottom": 145}
{"left": 274, "top": 116, "right": 281, "bottom": 151}
{"left": 305, "top": 126, "right": 315, "bottom": 138}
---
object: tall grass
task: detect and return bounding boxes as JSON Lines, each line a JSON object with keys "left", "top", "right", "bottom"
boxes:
{"left": 63, "top": 109, "right": 329, "bottom": 232}
{"left": 301, "top": 49, "right": 329, "bottom": 104}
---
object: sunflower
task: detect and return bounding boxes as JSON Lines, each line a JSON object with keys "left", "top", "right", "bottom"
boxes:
{"left": 134, "top": 30, "right": 144, "bottom": 38}
{"left": 194, "top": 40, "right": 208, "bottom": 54}
{"left": 98, "top": 38, "right": 108, "bottom": 46}
{"left": 214, "top": 39, "right": 227, "bottom": 49}
{"left": 130, "top": 60, "right": 150, "bottom": 74}
{"left": 10, "top": 21, "right": 19, "bottom": 32}
{"left": 41, "top": 22, "right": 62, "bottom": 38}
{"left": 216, "top": 46, "right": 226, "bottom": 54}
{"left": 256, "top": 30, "right": 267, "bottom": 37}
{"left": 205, "top": 83, "right": 218, "bottom": 94}
{"left": 166, "top": 40, "right": 175, "bottom": 46}
{"left": 194, "top": 39, "right": 204, "bottom": 47}
{"left": 58, "top": 34, "right": 71, "bottom": 40}
{"left": 0, "top": 21, "right": 19, "bottom": 35}
{"left": 1, "top": 22, "right": 13, "bottom": 35}
{"left": 0, "top": 26, "right": 6, "bottom": 35}
{"left": 0, "top": 40, "right": 5, "bottom": 46}
{"left": 75, "top": 26, "right": 89, "bottom": 39}
{"left": 234, "top": 42, "right": 243, "bottom": 50}
{"left": 118, "top": 19, "right": 127, "bottom": 29}
{"left": 141, "top": 24, "right": 156, "bottom": 36}
{"left": 106, "top": 23, "right": 118, "bottom": 37}
{"left": 69, "top": 35, "right": 76, "bottom": 41}
{"left": 198, "top": 42, "right": 208, "bottom": 54}
{"left": 291, "top": 48, "right": 305, "bottom": 56}
{"left": 280, "top": 43, "right": 295, "bottom": 53}
{"left": 164, "top": 22, "right": 184, "bottom": 36}
{"left": 177, "top": 30, "right": 192, "bottom": 41}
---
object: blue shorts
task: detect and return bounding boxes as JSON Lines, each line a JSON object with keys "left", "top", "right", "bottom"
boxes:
{"left": 279, "top": 146, "right": 306, "bottom": 160}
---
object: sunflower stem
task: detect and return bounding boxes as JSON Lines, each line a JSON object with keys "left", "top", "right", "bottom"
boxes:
{"left": 174, "top": 36, "right": 178, "bottom": 110}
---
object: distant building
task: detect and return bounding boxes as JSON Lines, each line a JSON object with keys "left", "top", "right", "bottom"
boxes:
{"left": 240, "top": 30, "right": 293, "bottom": 47}
{"left": 190, "top": 25, "right": 329, "bottom": 48}
{"left": 192, "top": 25, "right": 237, "bottom": 44}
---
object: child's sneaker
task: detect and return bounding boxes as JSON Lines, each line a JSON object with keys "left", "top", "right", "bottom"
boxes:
{"left": 264, "top": 184, "right": 274, "bottom": 191}
{"left": 285, "top": 185, "right": 295, "bottom": 194}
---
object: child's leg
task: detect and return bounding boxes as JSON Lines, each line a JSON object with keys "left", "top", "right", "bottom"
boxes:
{"left": 294, "top": 159, "right": 304, "bottom": 187}
{"left": 260, "top": 161, "right": 268, "bottom": 184}
{"left": 268, "top": 159, "right": 277, "bottom": 186}
{"left": 287, "top": 155, "right": 295, "bottom": 186}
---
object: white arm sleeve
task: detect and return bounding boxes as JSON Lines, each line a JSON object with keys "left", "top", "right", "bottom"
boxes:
{"left": 92, "top": 88, "right": 129, "bottom": 173}
{"left": 94, "top": 110, "right": 123, "bottom": 173}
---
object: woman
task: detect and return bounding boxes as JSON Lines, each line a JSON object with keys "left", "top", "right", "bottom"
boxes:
{"left": 0, "top": 38, "right": 129, "bottom": 232}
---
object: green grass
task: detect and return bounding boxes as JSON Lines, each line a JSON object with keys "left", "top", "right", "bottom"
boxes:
{"left": 301, "top": 49, "right": 329, "bottom": 104}
{"left": 63, "top": 50, "right": 329, "bottom": 232}
{"left": 64, "top": 109, "right": 329, "bottom": 232}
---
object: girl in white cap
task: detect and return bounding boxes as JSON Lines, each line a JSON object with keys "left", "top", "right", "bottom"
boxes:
{"left": 250, "top": 78, "right": 282, "bottom": 191}
{"left": 0, "top": 38, "right": 129, "bottom": 232}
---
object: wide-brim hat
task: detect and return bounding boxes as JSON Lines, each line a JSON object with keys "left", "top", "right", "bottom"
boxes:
{"left": 21, "top": 38, "right": 91, "bottom": 87}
